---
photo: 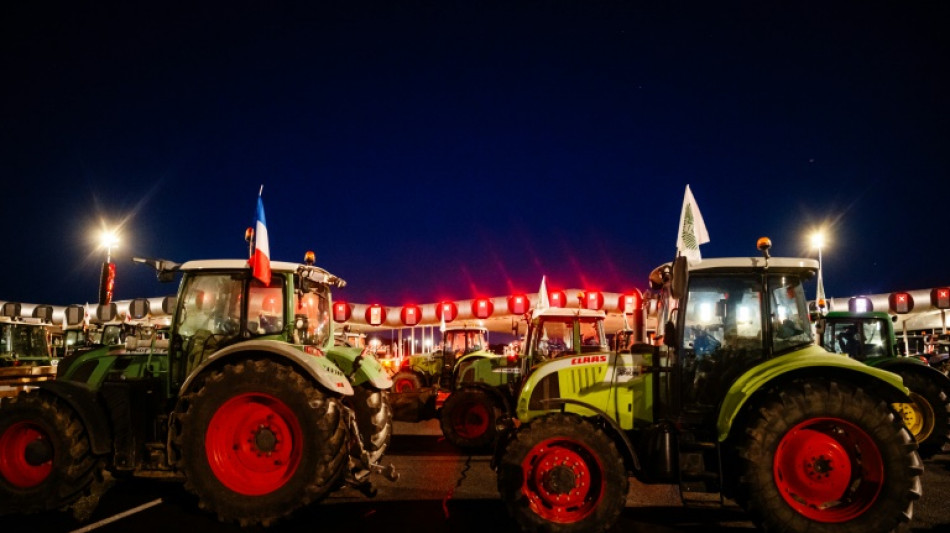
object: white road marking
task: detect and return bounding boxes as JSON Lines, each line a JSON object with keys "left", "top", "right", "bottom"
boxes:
{"left": 70, "top": 498, "right": 163, "bottom": 533}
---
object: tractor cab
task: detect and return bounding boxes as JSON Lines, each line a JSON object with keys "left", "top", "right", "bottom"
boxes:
{"left": 654, "top": 251, "right": 815, "bottom": 419}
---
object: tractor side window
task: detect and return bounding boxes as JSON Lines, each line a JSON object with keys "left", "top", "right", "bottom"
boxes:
{"left": 537, "top": 319, "right": 572, "bottom": 359}
{"left": 293, "top": 284, "right": 329, "bottom": 346}
{"left": 768, "top": 275, "right": 813, "bottom": 354}
{"left": 176, "top": 274, "right": 244, "bottom": 376}
{"left": 579, "top": 318, "right": 607, "bottom": 352}
{"left": 248, "top": 279, "right": 286, "bottom": 335}
{"left": 682, "top": 276, "right": 763, "bottom": 408}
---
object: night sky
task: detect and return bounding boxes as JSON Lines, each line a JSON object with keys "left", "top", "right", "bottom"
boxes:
{"left": 2, "top": 2, "right": 948, "bottom": 310}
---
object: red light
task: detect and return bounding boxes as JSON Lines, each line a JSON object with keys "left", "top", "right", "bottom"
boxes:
{"left": 365, "top": 304, "right": 387, "bottom": 326}
{"left": 619, "top": 290, "right": 642, "bottom": 314}
{"left": 472, "top": 298, "right": 494, "bottom": 319}
{"left": 333, "top": 301, "right": 352, "bottom": 322}
{"left": 932, "top": 288, "right": 950, "bottom": 310}
{"left": 400, "top": 304, "right": 421, "bottom": 326}
{"left": 549, "top": 290, "right": 566, "bottom": 308}
{"left": 436, "top": 301, "right": 458, "bottom": 322}
{"left": 888, "top": 292, "right": 914, "bottom": 314}
{"left": 508, "top": 293, "right": 529, "bottom": 315}
{"left": 583, "top": 291, "right": 604, "bottom": 310}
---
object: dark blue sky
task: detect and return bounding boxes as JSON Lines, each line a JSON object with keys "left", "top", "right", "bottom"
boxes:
{"left": 2, "top": 2, "right": 948, "bottom": 308}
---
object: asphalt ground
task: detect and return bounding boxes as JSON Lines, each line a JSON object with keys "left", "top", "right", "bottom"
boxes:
{"left": 5, "top": 419, "right": 949, "bottom": 533}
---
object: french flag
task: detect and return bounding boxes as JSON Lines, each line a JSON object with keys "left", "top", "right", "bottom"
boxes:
{"left": 251, "top": 194, "right": 271, "bottom": 286}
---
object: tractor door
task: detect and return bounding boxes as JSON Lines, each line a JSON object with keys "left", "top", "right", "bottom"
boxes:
{"left": 677, "top": 274, "right": 766, "bottom": 420}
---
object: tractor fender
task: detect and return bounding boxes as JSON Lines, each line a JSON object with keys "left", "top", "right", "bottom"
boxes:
{"left": 456, "top": 382, "right": 514, "bottom": 415}
{"left": 872, "top": 357, "right": 950, "bottom": 387}
{"left": 539, "top": 397, "right": 641, "bottom": 473}
{"left": 179, "top": 340, "right": 354, "bottom": 397}
{"left": 716, "top": 345, "right": 912, "bottom": 442}
{"left": 324, "top": 345, "right": 393, "bottom": 390}
{"left": 34, "top": 380, "right": 113, "bottom": 456}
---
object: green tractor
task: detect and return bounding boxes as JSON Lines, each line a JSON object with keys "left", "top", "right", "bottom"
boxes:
{"left": 439, "top": 307, "right": 607, "bottom": 451}
{"left": 390, "top": 324, "right": 497, "bottom": 393}
{"left": 0, "top": 254, "right": 395, "bottom": 526}
{"left": 0, "top": 318, "right": 57, "bottom": 368}
{"left": 493, "top": 240, "right": 923, "bottom": 533}
{"left": 815, "top": 310, "right": 950, "bottom": 458}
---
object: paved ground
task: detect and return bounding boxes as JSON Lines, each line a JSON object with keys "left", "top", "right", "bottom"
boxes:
{"left": 5, "top": 420, "right": 949, "bottom": 532}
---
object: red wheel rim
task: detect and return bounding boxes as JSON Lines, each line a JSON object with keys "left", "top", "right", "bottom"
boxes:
{"left": 0, "top": 421, "right": 53, "bottom": 488}
{"left": 206, "top": 392, "right": 303, "bottom": 495}
{"left": 773, "top": 417, "right": 884, "bottom": 522}
{"left": 521, "top": 437, "right": 604, "bottom": 523}
{"left": 450, "top": 399, "right": 489, "bottom": 440}
{"left": 393, "top": 378, "right": 416, "bottom": 393}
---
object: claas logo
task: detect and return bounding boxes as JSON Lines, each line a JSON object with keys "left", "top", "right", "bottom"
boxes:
{"left": 888, "top": 292, "right": 914, "bottom": 314}
{"left": 932, "top": 288, "right": 950, "bottom": 310}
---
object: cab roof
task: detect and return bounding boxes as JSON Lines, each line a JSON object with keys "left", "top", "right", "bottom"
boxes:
{"left": 533, "top": 307, "right": 606, "bottom": 319}
{"left": 688, "top": 257, "right": 818, "bottom": 275}
{"left": 179, "top": 259, "right": 302, "bottom": 272}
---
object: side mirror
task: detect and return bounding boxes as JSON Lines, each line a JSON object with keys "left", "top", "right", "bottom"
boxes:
{"left": 671, "top": 256, "right": 688, "bottom": 300}
{"left": 664, "top": 320, "right": 678, "bottom": 349}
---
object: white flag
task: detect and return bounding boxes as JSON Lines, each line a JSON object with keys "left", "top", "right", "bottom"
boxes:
{"left": 676, "top": 185, "right": 710, "bottom": 262}
{"left": 533, "top": 276, "right": 550, "bottom": 318}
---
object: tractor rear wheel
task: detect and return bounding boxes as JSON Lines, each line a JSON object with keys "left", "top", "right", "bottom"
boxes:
{"left": 391, "top": 370, "right": 424, "bottom": 393}
{"left": 891, "top": 370, "right": 950, "bottom": 459}
{"left": 497, "top": 413, "right": 628, "bottom": 533}
{"left": 735, "top": 379, "right": 923, "bottom": 533}
{"left": 175, "top": 359, "right": 347, "bottom": 526}
{"left": 0, "top": 392, "right": 106, "bottom": 520}
{"left": 440, "top": 388, "right": 502, "bottom": 451}
{"left": 347, "top": 386, "right": 393, "bottom": 464}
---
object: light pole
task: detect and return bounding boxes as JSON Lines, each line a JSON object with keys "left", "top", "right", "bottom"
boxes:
{"left": 810, "top": 232, "right": 826, "bottom": 313}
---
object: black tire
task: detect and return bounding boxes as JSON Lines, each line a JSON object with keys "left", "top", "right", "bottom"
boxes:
{"left": 347, "top": 386, "right": 393, "bottom": 464}
{"left": 440, "top": 388, "right": 502, "bottom": 451}
{"left": 174, "top": 359, "right": 347, "bottom": 526}
{"left": 892, "top": 369, "right": 950, "bottom": 459}
{"left": 0, "top": 392, "right": 107, "bottom": 520}
{"left": 391, "top": 370, "right": 424, "bottom": 393}
{"left": 734, "top": 379, "right": 923, "bottom": 533}
{"left": 496, "top": 413, "right": 628, "bottom": 533}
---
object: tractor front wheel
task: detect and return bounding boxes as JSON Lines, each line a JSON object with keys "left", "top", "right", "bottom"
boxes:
{"left": 0, "top": 392, "right": 106, "bottom": 520}
{"left": 735, "top": 379, "right": 923, "bottom": 533}
{"left": 347, "top": 386, "right": 393, "bottom": 465}
{"left": 497, "top": 413, "right": 628, "bottom": 533}
{"left": 440, "top": 388, "right": 502, "bottom": 451}
{"left": 891, "top": 370, "right": 950, "bottom": 459}
{"left": 175, "top": 359, "right": 347, "bottom": 526}
{"left": 391, "top": 370, "right": 424, "bottom": 393}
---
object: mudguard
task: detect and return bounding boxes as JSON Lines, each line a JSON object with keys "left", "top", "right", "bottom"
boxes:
{"left": 871, "top": 356, "right": 950, "bottom": 384}
{"left": 179, "top": 340, "right": 354, "bottom": 397}
{"left": 324, "top": 345, "right": 393, "bottom": 390}
{"left": 34, "top": 380, "right": 113, "bottom": 456}
{"left": 716, "top": 344, "right": 911, "bottom": 441}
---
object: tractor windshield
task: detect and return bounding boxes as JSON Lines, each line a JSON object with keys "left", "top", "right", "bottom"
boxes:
{"left": 293, "top": 283, "right": 330, "bottom": 347}
{"left": 766, "top": 274, "right": 813, "bottom": 354}
{"left": 820, "top": 317, "right": 888, "bottom": 361}
{"left": 0, "top": 323, "right": 50, "bottom": 362}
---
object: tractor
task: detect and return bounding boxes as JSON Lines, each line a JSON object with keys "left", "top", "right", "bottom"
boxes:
{"left": 439, "top": 307, "right": 607, "bottom": 450}
{"left": 493, "top": 239, "right": 923, "bottom": 533}
{"left": 815, "top": 309, "right": 950, "bottom": 458}
{"left": 0, "top": 253, "right": 395, "bottom": 526}
{"left": 390, "top": 324, "right": 497, "bottom": 393}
